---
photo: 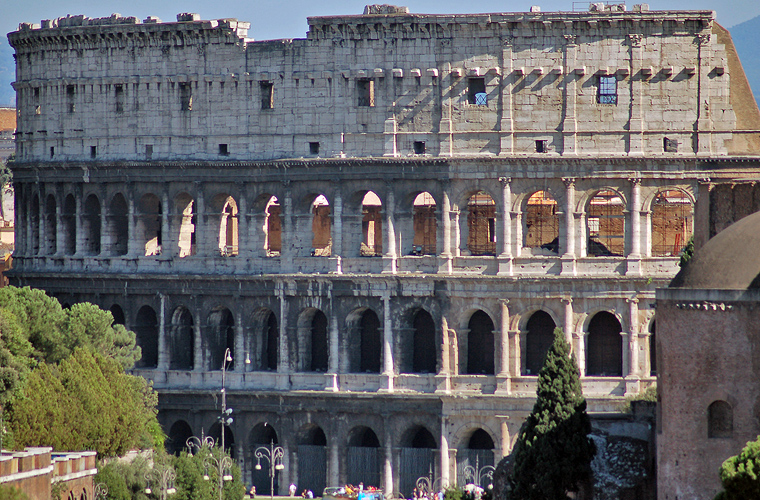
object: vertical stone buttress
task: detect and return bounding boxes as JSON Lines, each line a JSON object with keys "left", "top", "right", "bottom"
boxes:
{"left": 161, "top": 188, "right": 170, "bottom": 257}
{"left": 438, "top": 313, "right": 451, "bottom": 393}
{"left": 158, "top": 293, "right": 168, "bottom": 370}
{"left": 498, "top": 177, "right": 513, "bottom": 276}
{"left": 277, "top": 282, "right": 289, "bottom": 389}
{"left": 625, "top": 297, "right": 641, "bottom": 395}
{"left": 75, "top": 184, "right": 84, "bottom": 256}
{"left": 99, "top": 185, "right": 108, "bottom": 255}
{"left": 561, "top": 178, "right": 577, "bottom": 275}
{"left": 127, "top": 183, "right": 138, "bottom": 257}
{"left": 383, "top": 187, "right": 397, "bottom": 273}
{"left": 440, "top": 416, "right": 450, "bottom": 487}
{"left": 383, "top": 423, "right": 394, "bottom": 494}
{"left": 333, "top": 190, "right": 343, "bottom": 273}
{"left": 55, "top": 184, "right": 64, "bottom": 256}
{"left": 441, "top": 188, "right": 453, "bottom": 273}
{"left": 496, "top": 299, "right": 511, "bottom": 394}
{"left": 194, "top": 304, "right": 204, "bottom": 371}
{"left": 382, "top": 292, "right": 394, "bottom": 391}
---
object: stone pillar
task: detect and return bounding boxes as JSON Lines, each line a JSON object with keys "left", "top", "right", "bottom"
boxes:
{"left": 236, "top": 185, "right": 248, "bottom": 258}
{"left": 194, "top": 305, "right": 204, "bottom": 371}
{"left": 437, "top": 314, "right": 451, "bottom": 393}
{"left": 498, "top": 416, "right": 511, "bottom": 457}
{"left": 161, "top": 188, "right": 170, "bottom": 257}
{"left": 499, "top": 37, "right": 514, "bottom": 154}
{"left": 235, "top": 308, "right": 245, "bottom": 373}
{"left": 627, "top": 178, "right": 643, "bottom": 275}
{"left": 696, "top": 33, "right": 714, "bottom": 155}
{"left": 382, "top": 293, "right": 394, "bottom": 391}
{"left": 563, "top": 297, "right": 574, "bottom": 346}
{"left": 158, "top": 293, "right": 168, "bottom": 370}
{"left": 99, "top": 186, "right": 108, "bottom": 256}
{"left": 440, "top": 416, "right": 450, "bottom": 488}
{"left": 281, "top": 186, "right": 293, "bottom": 271}
{"left": 333, "top": 190, "right": 343, "bottom": 272}
{"left": 194, "top": 182, "right": 208, "bottom": 257}
{"left": 577, "top": 329, "right": 586, "bottom": 378}
{"left": 329, "top": 435, "right": 340, "bottom": 486}
{"left": 498, "top": 177, "right": 513, "bottom": 276}
{"left": 453, "top": 209, "right": 461, "bottom": 257}
{"left": 625, "top": 298, "right": 641, "bottom": 395}
{"left": 37, "top": 189, "right": 46, "bottom": 256}
{"left": 383, "top": 188, "right": 397, "bottom": 273}
{"left": 628, "top": 33, "right": 645, "bottom": 154}
{"left": 75, "top": 185, "right": 84, "bottom": 256}
{"left": 496, "top": 300, "right": 511, "bottom": 395}
{"left": 440, "top": 189, "right": 453, "bottom": 273}
{"left": 327, "top": 311, "right": 340, "bottom": 391}
{"left": 277, "top": 283, "right": 289, "bottom": 389}
{"left": 561, "top": 178, "right": 576, "bottom": 275}
{"left": 127, "top": 184, "right": 139, "bottom": 257}
{"left": 562, "top": 35, "right": 579, "bottom": 155}
{"left": 383, "top": 424, "right": 394, "bottom": 495}
{"left": 55, "top": 186, "right": 64, "bottom": 256}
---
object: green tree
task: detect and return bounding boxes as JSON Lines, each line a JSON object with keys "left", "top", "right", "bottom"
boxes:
{"left": 715, "top": 436, "right": 760, "bottom": 500}
{"left": 0, "top": 484, "right": 29, "bottom": 500}
{"left": 95, "top": 455, "right": 152, "bottom": 500}
{"left": 508, "top": 328, "right": 596, "bottom": 500}
{"left": 5, "top": 349, "right": 159, "bottom": 456}
{"left": 173, "top": 446, "right": 245, "bottom": 500}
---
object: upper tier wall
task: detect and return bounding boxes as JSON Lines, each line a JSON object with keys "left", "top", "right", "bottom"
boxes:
{"left": 8, "top": 8, "right": 757, "bottom": 162}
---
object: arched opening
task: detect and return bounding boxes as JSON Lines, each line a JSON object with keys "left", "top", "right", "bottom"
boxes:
{"left": 524, "top": 190, "right": 559, "bottom": 254}
{"left": 587, "top": 190, "right": 624, "bottom": 256}
{"left": 467, "top": 191, "right": 496, "bottom": 256}
{"left": 651, "top": 189, "right": 693, "bottom": 257}
{"left": 44, "top": 194, "right": 57, "bottom": 255}
{"left": 412, "top": 309, "right": 436, "bottom": 373}
{"left": 400, "top": 427, "right": 436, "bottom": 497}
{"left": 109, "top": 304, "right": 125, "bottom": 326}
{"left": 174, "top": 193, "right": 195, "bottom": 258}
{"left": 312, "top": 195, "right": 331, "bottom": 256}
{"left": 649, "top": 320, "right": 656, "bottom": 376}
{"left": 166, "top": 420, "right": 193, "bottom": 456}
{"left": 361, "top": 192, "right": 383, "bottom": 256}
{"left": 109, "top": 193, "right": 128, "bottom": 256}
{"left": 265, "top": 196, "right": 282, "bottom": 256}
{"left": 466, "top": 311, "right": 495, "bottom": 375}
{"left": 297, "top": 425, "right": 327, "bottom": 495}
{"left": 457, "top": 429, "right": 495, "bottom": 487}
{"left": 708, "top": 401, "right": 733, "bottom": 439}
{"left": 360, "top": 309, "right": 381, "bottom": 373}
{"left": 523, "top": 311, "right": 556, "bottom": 375}
{"left": 413, "top": 192, "right": 436, "bottom": 255}
{"left": 170, "top": 307, "right": 194, "bottom": 370}
{"left": 586, "top": 311, "right": 623, "bottom": 376}
{"left": 208, "top": 308, "right": 235, "bottom": 371}
{"left": 62, "top": 194, "right": 76, "bottom": 255}
{"left": 212, "top": 194, "right": 238, "bottom": 257}
{"left": 250, "top": 423, "right": 280, "bottom": 496}
{"left": 347, "top": 427, "right": 381, "bottom": 487}
{"left": 83, "top": 194, "right": 101, "bottom": 256}
{"left": 209, "top": 422, "right": 235, "bottom": 457}
{"left": 135, "top": 305, "right": 158, "bottom": 368}
{"left": 138, "top": 193, "right": 162, "bottom": 256}
{"left": 30, "top": 193, "right": 40, "bottom": 255}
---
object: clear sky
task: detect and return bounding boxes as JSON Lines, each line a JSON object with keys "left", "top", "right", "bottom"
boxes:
{"left": 1, "top": 0, "right": 759, "bottom": 107}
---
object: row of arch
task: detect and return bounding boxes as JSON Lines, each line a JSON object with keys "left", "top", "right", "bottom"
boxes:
{"left": 166, "top": 419, "right": 497, "bottom": 496}
{"left": 22, "top": 184, "right": 692, "bottom": 259}
{"left": 117, "top": 302, "right": 655, "bottom": 377}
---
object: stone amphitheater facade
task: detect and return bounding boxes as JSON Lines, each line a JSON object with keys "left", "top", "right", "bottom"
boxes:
{"left": 7, "top": 5, "right": 760, "bottom": 497}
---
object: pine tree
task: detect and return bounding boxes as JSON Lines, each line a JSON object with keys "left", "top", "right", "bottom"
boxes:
{"left": 508, "top": 328, "right": 596, "bottom": 500}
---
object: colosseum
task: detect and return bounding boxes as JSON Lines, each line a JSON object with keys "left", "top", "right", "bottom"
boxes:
{"left": 7, "top": 4, "right": 760, "bottom": 497}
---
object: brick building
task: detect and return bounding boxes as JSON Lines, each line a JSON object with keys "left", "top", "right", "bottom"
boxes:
{"left": 0, "top": 448, "right": 97, "bottom": 500}
{"left": 7, "top": 4, "right": 760, "bottom": 498}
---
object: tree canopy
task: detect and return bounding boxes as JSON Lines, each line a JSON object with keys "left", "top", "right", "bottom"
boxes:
{"left": 715, "top": 435, "right": 760, "bottom": 500}
{"left": 508, "top": 328, "right": 596, "bottom": 500}
{"left": 4, "top": 348, "right": 160, "bottom": 456}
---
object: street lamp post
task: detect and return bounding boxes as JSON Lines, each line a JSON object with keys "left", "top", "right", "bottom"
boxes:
{"left": 144, "top": 466, "right": 177, "bottom": 500}
{"left": 463, "top": 455, "right": 495, "bottom": 489}
{"left": 254, "top": 440, "right": 285, "bottom": 500}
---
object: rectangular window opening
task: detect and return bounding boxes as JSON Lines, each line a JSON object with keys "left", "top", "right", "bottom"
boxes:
{"left": 309, "top": 142, "right": 320, "bottom": 155}
{"left": 260, "top": 81, "right": 274, "bottom": 109}
{"left": 90, "top": 146, "right": 97, "bottom": 158}
{"left": 115, "top": 84, "right": 124, "bottom": 114}
{"left": 598, "top": 75, "right": 617, "bottom": 104}
{"left": 50, "top": 146, "right": 55, "bottom": 158}
{"left": 179, "top": 82, "right": 192, "bottom": 111}
{"left": 468, "top": 77, "right": 487, "bottom": 105}
{"left": 219, "top": 144, "right": 229, "bottom": 156}
{"left": 663, "top": 137, "right": 679, "bottom": 153}
{"left": 413, "top": 141, "right": 426, "bottom": 155}
{"left": 66, "top": 85, "right": 76, "bottom": 113}
{"left": 536, "top": 140, "right": 547, "bottom": 153}
{"left": 145, "top": 145, "right": 153, "bottom": 159}
{"left": 357, "top": 79, "right": 375, "bottom": 107}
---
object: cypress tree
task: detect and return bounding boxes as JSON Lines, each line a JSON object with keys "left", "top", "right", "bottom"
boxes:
{"left": 508, "top": 328, "right": 596, "bottom": 500}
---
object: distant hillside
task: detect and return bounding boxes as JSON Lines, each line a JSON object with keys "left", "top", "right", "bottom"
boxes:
{"left": 730, "top": 15, "right": 760, "bottom": 108}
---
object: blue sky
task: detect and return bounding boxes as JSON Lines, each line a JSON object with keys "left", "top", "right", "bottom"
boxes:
{"left": 1, "top": 0, "right": 759, "bottom": 107}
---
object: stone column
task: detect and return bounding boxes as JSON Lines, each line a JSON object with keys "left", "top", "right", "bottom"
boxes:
{"left": 328, "top": 311, "right": 340, "bottom": 391}
{"left": 563, "top": 297, "right": 574, "bottom": 346}
{"left": 37, "top": 188, "right": 46, "bottom": 256}
{"left": 277, "top": 283, "right": 289, "bottom": 389}
{"left": 75, "top": 185, "right": 84, "bottom": 256}
{"left": 499, "top": 37, "right": 514, "bottom": 154}
{"left": 561, "top": 178, "right": 576, "bottom": 275}
{"left": 333, "top": 190, "right": 343, "bottom": 273}
{"left": 499, "top": 177, "right": 512, "bottom": 258}
{"left": 496, "top": 300, "right": 511, "bottom": 394}
{"left": 498, "top": 416, "right": 511, "bottom": 457}
{"left": 236, "top": 184, "right": 248, "bottom": 258}
{"left": 161, "top": 188, "right": 170, "bottom": 257}
{"left": 55, "top": 186, "right": 64, "bottom": 256}
{"left": 577, "top": 329, "right": 586, "bottom": 378}
{"left": 382, "top": 293, "right": 394, "bottom": 391}
{"left": 194, "top": 182, "right": 208, "bottom": 257}
{"left": 440, "top": 416, "right": 450, "bottom": 488}
{"left": 453, "top": 209, "right": 461, "bottom": 257}
{"left": 235, "top": 308, "right": 245, "bottom": 373}
{"left": 158, "top": 293, "right": 168, "bottom": 370}
{"left": 281, "top": 186, "right": 293, "bottom": 271}
{"left": 383, "top": 188, "right": 397, "bottom": 273}
{"left": 329, "top": 435, "right": 340, "bottom": 486}
{"left": 440, "top": 189, "right": 453, "bottom": 274}
{"left": 383, "top": 424, "right": 394, "bottom": 495}
{"left": 562, "top": 35, "right": 579, "bottom": 155}
{"left": 99, "top": 186, "right": 108, "bottom": 256}
{"left": 628, "top": 33, "right": 645, "bottom": 154}
{"left": 437, "top": 314, "right": 451, "bottom": 393}
{"left": 625, "top": 298, "right": 641, "bottom": 395}
{"left": 127, "top": 184, "right": 139, "bottom": 257}
{"left": 629, "top": 178, "right": 642, "bottom": 257}
{"left": 194, "top": 305, "right": 204, "bottom": 371}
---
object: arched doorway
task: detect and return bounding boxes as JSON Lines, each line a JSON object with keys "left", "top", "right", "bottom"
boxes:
{"left": 166, "top": 420, "right": 193, "bottom": 456}
{"left": 523, "top": 311, "right": 556, "bottom": 375}
{"left": 297, "top": 425, "right": 327, "bottom": 495}
{"left": 456, "top": 429, "right": 495, "bottom": 487}
{"left": 586, "top": 311, "right": 623, "bottom": 376}
{"left": 250, "top": 423, "right": 281, "bottom": 495}
{"left": 346, "top": 426, "right": 381, "bottom": 487}
{"left": 134, "top": 306, "right": 158, "bottom": 368}
{"left": 208, "top": 308, "right": 235, "bottom": 371}
{"left": 170, "top": 307, "right": 194, "bottom": 370}
{"left": 412, "top": 309, "right": 436, "bottom": 373}
{"left": 466, "top": 311, "right": 494, "bottom": 375}
{"left": 399, "top": 426, "right": 436, "bottom": 497}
